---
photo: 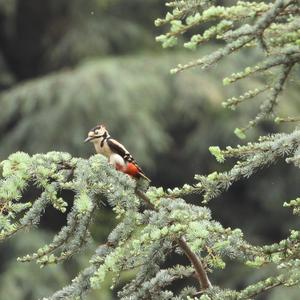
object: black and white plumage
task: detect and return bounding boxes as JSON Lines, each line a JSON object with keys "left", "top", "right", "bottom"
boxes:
{"left": 85, "top": 124, "right": 150, "bottom": 181}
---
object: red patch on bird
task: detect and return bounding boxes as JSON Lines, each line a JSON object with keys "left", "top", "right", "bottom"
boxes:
{"left": 124, "top": 163, "right": 139, "bottom": 177}
{"left": 115, "top": 163, "right": 124, "bottom": 171}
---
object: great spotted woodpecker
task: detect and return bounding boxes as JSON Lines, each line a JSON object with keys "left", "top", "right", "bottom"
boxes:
{"left": 85, "top": 124, "right": 150, "bottom": 181}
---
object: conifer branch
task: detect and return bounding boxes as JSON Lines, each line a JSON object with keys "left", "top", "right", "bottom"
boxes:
{"left": 1, "top": 151, "right": 300, "bottom": 298}
{"left": 135, "top": 188, "right": 212, "bottom": 291}
{"left": 156, "top": 0, "right": 300, "bottom": 134}
{"left": 178, "top": 236, "right": 212, "bottom": 290}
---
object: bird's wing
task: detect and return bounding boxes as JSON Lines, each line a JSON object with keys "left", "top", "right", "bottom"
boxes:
{"left": 107, "top": 138, "right": 140, "bottom": 167}
{"left": 107, "top": 138, "right": 151, "bottom": 181}
{"left": 107, "top": 138, "right": 150, "bottom": 181}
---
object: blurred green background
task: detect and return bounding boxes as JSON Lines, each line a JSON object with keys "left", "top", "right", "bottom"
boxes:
{"left": 0, "top": 0, "right": 299, "bottom": 299}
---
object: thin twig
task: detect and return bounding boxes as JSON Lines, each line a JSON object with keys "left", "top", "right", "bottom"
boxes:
{"left": 135, "top": 188, "right": 212, "bottom": 291}
{"left": 178, "top": 236, "right": 212, "bottom": 289}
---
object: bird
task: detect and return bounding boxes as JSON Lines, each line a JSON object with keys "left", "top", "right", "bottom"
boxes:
{"left": 84, "top": 124, "right": 150, "bottom": 181}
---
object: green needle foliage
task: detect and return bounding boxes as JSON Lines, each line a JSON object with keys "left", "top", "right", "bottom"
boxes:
{"left": 156, "top": 0, "right": 300, "bottom": 137}
{"left": 2, "top": 148, "right": 299, "bottom": 299}
{"left": 1, "top": 0, "right": 300, "bottom": 299}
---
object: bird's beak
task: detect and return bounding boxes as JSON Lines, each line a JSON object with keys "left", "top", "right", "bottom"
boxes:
{"left": 84, "top": 136, "right": 93, "bottom": 143}
{"left": 84, "top": 132, "right": 95, "bottom": 143}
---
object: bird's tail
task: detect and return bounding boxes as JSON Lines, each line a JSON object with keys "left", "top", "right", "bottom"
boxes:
{"left": 124, "top": 162, "right": 151, "bottom": 182}
{"left": 138, "top": 171, "right": 151, "bottom": 182}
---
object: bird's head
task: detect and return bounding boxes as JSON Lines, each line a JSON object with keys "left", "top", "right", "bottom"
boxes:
{"left": 84, "top": 124, "right": 109, "bottom": 143}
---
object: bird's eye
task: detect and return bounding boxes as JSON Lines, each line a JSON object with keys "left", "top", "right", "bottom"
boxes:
{"left": 95, "top": 130, "right": 99, "bottom": 134}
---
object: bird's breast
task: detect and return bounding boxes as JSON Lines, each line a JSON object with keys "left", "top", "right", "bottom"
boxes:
{"left": 109, "top": 153, "right": 126, "bottom": 171}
